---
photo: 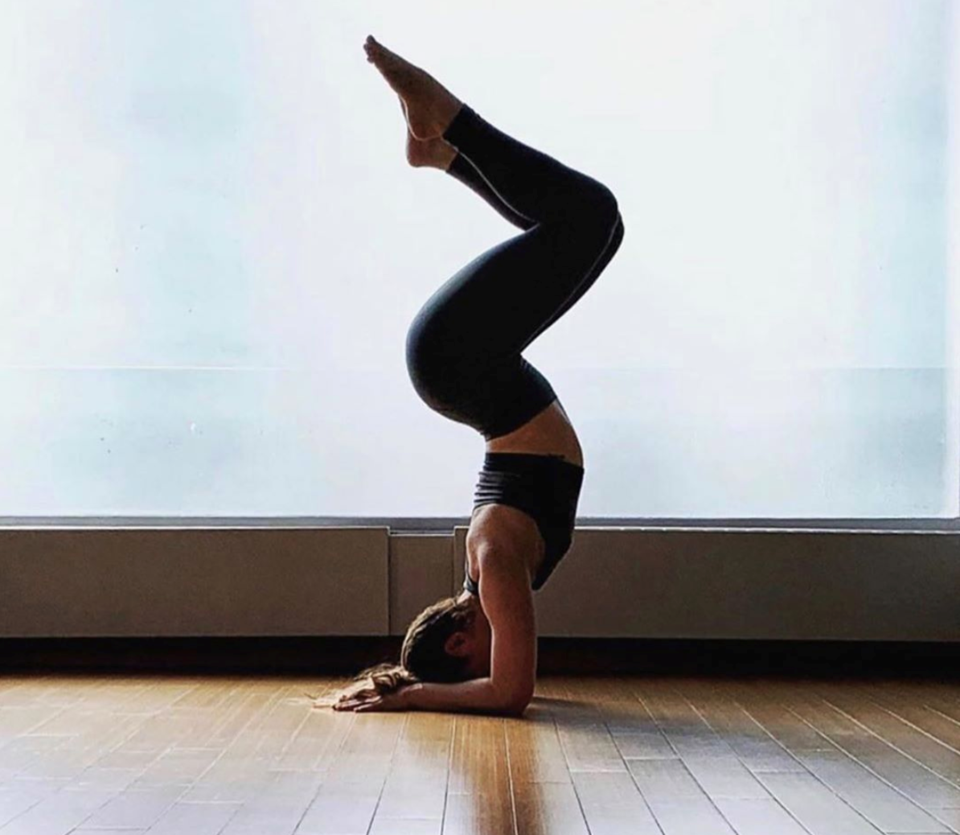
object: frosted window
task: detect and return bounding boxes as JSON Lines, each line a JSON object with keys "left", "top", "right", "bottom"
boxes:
{"left": 1, "top": 0, "right": 957, "bottom": 518}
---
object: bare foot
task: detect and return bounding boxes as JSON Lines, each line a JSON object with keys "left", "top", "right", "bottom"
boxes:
{"left": 363, "top": 34, "right": 463, "bottom": 141}
{"left": 406, "top": 129, "right": 457, "bottom": 170}
{"left": 392, "top": 96, "right": 456, "bottom": 169}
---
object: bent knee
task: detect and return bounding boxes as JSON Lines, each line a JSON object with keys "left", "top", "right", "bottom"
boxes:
{"left": 567, "top": 182, "right": 619, "bottom": 248}
{"left": 590, "top": 184, "right": 620, "bottom": 237}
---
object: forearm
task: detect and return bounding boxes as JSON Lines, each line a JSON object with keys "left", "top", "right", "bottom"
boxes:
{"left": 405, "top": 677, "right": 524, "bottom": 716}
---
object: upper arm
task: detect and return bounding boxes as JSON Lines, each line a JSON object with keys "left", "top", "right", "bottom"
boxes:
{"left": 476, "top": 548, "right": 537, "bottom": 713}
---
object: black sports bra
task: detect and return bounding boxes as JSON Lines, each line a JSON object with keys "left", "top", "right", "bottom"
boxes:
{"left": 463, "top": 452, "right": 585, "bottom": 593}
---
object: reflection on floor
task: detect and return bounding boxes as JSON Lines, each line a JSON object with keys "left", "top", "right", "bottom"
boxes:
{"left": 0, "top": 673, "right": 957, "bottom": 834}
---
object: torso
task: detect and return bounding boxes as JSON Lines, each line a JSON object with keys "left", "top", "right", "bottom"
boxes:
{"left": 485, "top": 401, "right": 583, "bottom": 467}
{"left": 465, "top": 399, "right": 582, "bottom": 593}
{"left": 465, "top": 503, "right": 546, "bottom": 592}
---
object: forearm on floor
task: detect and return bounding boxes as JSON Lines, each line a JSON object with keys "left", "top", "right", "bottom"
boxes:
{"left": 405, "top": 678, "right": 525, "bottom": 716}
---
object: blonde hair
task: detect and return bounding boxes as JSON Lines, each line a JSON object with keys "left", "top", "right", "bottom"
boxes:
{"left": 326, "top": 595, "right": 476, "bottom": 705}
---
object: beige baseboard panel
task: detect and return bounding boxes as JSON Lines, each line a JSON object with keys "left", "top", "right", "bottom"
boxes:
{"left": 451, "top": 527, "right": 960, "bottom": 640}
{"left": 0, "top": 528, "right": 389, "bottom": 637}
{"left": 388, "top": 533, "right": 454, "bottom": 636}
{"left": 1, "top": 526, "right": 957, "bottom": 641}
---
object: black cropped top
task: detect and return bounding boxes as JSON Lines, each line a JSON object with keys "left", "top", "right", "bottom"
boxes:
{"left": 463, "top": 452, "right": 585, "bottom": 593}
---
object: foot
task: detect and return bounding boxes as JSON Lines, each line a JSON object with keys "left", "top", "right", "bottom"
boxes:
{"left": 363, "top": 34, "right": 463, "bottom": 141}
{"left": 406, "top": 129, "right": 457, "bottom": 170}
{"left": 395, "top": 96, "right": 457, "bottom": 169}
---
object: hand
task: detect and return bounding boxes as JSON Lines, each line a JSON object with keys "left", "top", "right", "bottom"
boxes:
{"left": 333, "top": 684, "right": 414, "bottom": 713}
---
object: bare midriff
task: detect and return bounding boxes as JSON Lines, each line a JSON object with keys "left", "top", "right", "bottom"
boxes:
{"left": 484, "top": 400, "right": 583, "bottom": 468}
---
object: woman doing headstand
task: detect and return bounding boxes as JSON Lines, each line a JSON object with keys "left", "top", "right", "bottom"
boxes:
{"left": 333, "top": 35, "right": 624, "bottom": 716}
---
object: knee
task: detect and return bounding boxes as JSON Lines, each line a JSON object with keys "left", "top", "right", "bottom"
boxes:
{"left": 574, "top": 182, "right": 620, "bottom": 247}
{"left": 589, "top": 184, "right": 620, "bottom": 236}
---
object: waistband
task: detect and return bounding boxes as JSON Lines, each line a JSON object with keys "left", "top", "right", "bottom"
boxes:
{"left": 482, "top": 451, "right": 585, "bottom": 476}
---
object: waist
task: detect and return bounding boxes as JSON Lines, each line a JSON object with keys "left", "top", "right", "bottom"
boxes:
{"left": 480, "top": 451, "right": 585, "bottom": 475}
{"left": 473, "top": 453, "right": 584, "bottom": 525}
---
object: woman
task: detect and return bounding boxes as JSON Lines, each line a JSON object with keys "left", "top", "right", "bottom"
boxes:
{"left": 332, "top": 35, "right": 624, "bottom": 715}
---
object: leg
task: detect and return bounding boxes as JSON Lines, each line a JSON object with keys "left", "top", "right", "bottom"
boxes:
{"left": 427, "top": 103, "right": 621, "bottom": 355}
{"left": 365, "top": 39, "right": 624, "bottom": 438}
{"left": 404, "top": 104, "right": 533, "bottom": 231}
{"left": 521, "top": 210, "right": 624, "bottom": 345}
{"left": 366, "top": 36, "right": 610, "bottom": 234}
{"left": 442, "top": 103, "right": 618, "bottom": 233}
{"left": 406, "top": 107, "right": 623, "bottom": 440}
{"left": 446, "top": 151, "right": 536, "bottom": 231}
{"left": 444, "top": 123, "right": 625, "bottom": 344}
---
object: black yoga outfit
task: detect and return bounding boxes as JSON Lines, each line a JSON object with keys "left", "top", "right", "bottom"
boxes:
{"left": 465, "top": 452, "right": 586, "bottom": 593}
{"left": 404, "top": 102, "right": 624, "bottom": 591}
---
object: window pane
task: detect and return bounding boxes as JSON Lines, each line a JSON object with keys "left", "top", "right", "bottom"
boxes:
{"left": 1, "top": 0, "right": 957, "bottom": 518}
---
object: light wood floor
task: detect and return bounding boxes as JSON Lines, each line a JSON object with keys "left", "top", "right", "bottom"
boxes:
{"left": 0, "top": 674, "right": 958, "bottom": 834}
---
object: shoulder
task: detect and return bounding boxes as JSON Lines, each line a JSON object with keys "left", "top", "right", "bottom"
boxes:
{"left": 468, "top": 505, "right": 543, "bottom": 566}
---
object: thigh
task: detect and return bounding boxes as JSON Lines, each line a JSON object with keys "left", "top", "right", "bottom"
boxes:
{"left": 521, "top": 212, "right": 624, "bottom": 348}
{"left": 413, "top": 223, "right": 607, "bottom": 364}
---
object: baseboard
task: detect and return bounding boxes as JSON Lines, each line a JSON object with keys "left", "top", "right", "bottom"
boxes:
{"left": 1, "top": 637, "right": 957, "bottom": 678}
{"left": 3, "top": 528, "right": 958, "bottom": 641}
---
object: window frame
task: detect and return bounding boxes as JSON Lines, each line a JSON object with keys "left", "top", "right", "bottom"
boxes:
{"left": 1, "top": 515, "right": 957, "bottom": 531}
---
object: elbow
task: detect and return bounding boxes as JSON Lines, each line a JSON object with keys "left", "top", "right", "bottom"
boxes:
{"left": 500, "top": 686, "right": 534, "bottom": 718}
{"left": 502, "top": 700, "right": 530, "bottom": 718}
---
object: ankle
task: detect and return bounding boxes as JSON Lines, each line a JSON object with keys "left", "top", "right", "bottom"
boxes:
{"left": 436, "top": 98, "right": 464, "bottom": 137}
{"left": 439, "top": 144, "right": 458, "bottom": 172}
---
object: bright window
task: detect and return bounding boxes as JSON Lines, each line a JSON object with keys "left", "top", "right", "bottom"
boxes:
{"left": 1, "top": 0, "right": 957, "bottom": 518}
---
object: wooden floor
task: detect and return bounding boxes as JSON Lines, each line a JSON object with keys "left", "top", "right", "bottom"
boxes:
{"left": 0, "top": 674, "right": 958, "bottom": 834}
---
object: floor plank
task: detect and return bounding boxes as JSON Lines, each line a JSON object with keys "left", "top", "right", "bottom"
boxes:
{"left": 0, "top": 672, "right": 955, "bottom": 835}
{"left": 714, "top": 678, "right": 946, "bottom": 832}
{"left": 753, "top": 771, "right": 883, "bottom": 834}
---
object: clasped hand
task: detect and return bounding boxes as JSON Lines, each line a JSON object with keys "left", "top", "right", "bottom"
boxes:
{"left": 332, "top": 682, "right": 414, "bottom": 712}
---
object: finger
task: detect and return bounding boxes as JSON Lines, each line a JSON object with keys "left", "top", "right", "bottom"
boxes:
{"left": 348, "top": 687, "right": 376, "bottom": 700}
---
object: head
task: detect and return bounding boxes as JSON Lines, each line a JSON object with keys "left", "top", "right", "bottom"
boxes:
{"left": 403, "top": 592, "right": 491, "bottom": 681}
{"left": 351, "top": 592, "right": 491, "bottom": 698}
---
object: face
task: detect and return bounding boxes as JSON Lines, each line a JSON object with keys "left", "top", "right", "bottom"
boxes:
{"left": 445, "top": 595, "right": 492, "bottom": 678}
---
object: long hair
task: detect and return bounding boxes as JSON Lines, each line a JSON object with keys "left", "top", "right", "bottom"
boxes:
{"left": 325, "top": 595, "right": 477, "bottom": 705}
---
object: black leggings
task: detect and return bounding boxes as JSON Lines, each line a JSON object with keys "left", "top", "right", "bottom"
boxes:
{"left": 405, "top": 103, "right": 625, "bottom": 440}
